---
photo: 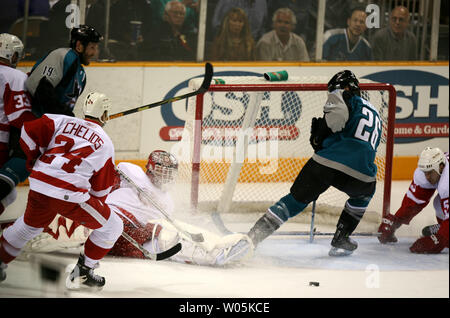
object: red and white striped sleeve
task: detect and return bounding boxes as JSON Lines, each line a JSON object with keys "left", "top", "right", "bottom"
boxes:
{"left": 89, "top": 157, "right": 116, "bottom": 201}
{"left": 20, "top": 115, "right": 56, "bottom": 169}
{"left": 394, "top": 167, "right": 437, "bottom": 224}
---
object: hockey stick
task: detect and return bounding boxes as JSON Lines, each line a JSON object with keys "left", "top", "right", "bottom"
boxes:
{"left": 121, "top": 231, "right": 181, "bottom": 261}
{"left": 309, "top": 200, "right": 316, "bottom": 243}
{"left": 116, "top": 168, "right": 205, "bottom": 243}
{"left": 273, "top": 230, "right": 381, "bottom": 237}
{"left": 109, "top": 62, "right": 214, "bottom": 120}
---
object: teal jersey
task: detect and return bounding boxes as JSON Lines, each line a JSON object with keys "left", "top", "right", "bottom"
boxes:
{"left": 313, "top": 93, "right": 382, "bottom": 182}
{"left": 26, "top": 48, "right": 86, "bottom": 112}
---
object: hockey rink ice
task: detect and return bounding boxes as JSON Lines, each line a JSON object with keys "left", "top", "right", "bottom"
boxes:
{"left": 0, "top": 181, "right": 448, "bottom": 298}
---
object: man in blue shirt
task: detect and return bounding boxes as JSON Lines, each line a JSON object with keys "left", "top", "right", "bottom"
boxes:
{"left": 236, "top": 70, "right": 382, "bottom": 257}
{"left": 322, "top": 6, "right": 372, "bottom": 61}
{"left": 25, "top": 25, "right": 102, "bottom": 117}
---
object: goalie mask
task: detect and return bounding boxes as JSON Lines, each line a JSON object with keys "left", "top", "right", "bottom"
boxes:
{"left": 327, "top": 70, "right": 360, "bottom": 96}
{"left": 83, "top": 92, "right": 111, "bottom": 125}
{"left": 146, "top": 150, "right": 178, "bottom": 188}
{"left": 0, "top": 33, "right": 24, "bottom": 68}
{"left": 418, "top": 147, "right": 446, "bottom": 175}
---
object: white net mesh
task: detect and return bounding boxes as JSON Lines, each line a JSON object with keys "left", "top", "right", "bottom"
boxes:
{"left": 172, "top": 76, "right": 394, "bottom": 233}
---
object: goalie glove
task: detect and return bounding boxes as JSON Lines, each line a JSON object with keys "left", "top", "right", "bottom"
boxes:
{"left": 309, "top": 117, "right": 332, "bottom": 152}
{"left": 409, "top": 233, "right": 448, "bottom": 254}
{"left": 377, "top": 214, "right": 401, "bottom": 244}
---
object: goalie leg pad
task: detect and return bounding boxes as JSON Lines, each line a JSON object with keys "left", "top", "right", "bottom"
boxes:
{"left": 143, "top": 219, "right": 253, "bottom": 266}
{"left": 22, "top": 215, "right": 92, "bottom": 253}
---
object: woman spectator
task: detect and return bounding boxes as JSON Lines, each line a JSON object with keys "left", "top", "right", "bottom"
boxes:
{"left": 210, "top": 7, "right": 255, "bottom": 61}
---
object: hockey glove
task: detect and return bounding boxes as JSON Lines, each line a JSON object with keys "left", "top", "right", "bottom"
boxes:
{"left": 409, "top": 233, "right": 448, "bottom": 254}
{"left": 309, "top": 117, "right": 332, "bottom": 152}
{"left": 377, "top": 214, "right": 401, "bottom": 244}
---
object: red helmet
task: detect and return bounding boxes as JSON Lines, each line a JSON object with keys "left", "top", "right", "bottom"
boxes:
{"left": 146, "top": 150, "right": 178, "bottom": 187}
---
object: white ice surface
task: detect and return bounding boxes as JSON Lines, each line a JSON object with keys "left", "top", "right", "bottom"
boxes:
{"left": 0, "top": 182, "right": 448, "bottom": 298}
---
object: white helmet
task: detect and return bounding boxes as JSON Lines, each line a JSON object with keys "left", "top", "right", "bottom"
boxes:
{"left": 0, "top": 33, "right": 24, "bottom": 67}
{"left": 83, "top": 92, "right": 111, "bottom": 124}
{"left": 418, "top": 147, "right": 446, "bottom": 175}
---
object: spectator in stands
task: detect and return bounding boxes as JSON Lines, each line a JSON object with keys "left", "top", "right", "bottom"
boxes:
{"left": 256, "top": 7, "right": 309, "bottom": 61}
{"left": 266, "top": 0, "right": 313, "bottom": 46}
{"left": 322, "top": 6, "right": 372, "bottom": 61}
{"left": 209, "top": 7, "right": 255, "bottom": 61}
{"left": 86, "top": 0, "right": 152, "bottom": 60}
{"left": 300, "top": 0, "right": 355, "bottom": 55}
{"left": 151, "top": 0, "right": 199, "bottom": 35}
{"left": 211, "top": 0, "right": 268, "bottom": 41}
{"left": 371, "top": 6, "right": 418, "bottom": 61}
{"left": 146, "top": 0, "right": 197, "bottom": 61}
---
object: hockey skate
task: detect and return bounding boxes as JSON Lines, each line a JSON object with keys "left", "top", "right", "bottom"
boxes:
{"left": 66, "top": 254, "right": 105, "bottom": 291}
{"left": 422, "top": 224, "right": 440, "bottom": 237}
{"left": 215, "top": 235, "right": 254, "bottom": 266}
{"left": 329, "top": 228, "right": 358, "bottom": 257}
{"left": 0, "top": 260, "right": 6, "bottom": 282}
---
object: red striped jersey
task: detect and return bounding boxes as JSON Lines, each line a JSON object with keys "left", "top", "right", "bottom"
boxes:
{"left": 0, "top": 63, "right": 35, "bottom": 160}
{"left": 20, "top": 114, "right": 116, "bottom": 203}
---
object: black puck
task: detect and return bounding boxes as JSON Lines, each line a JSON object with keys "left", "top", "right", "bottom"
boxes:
{"left": 309, "top": 281, "right": 320, "bottom": 287}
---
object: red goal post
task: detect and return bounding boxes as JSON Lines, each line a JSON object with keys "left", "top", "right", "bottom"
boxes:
{"left": 176, "top": 78, "right": 396, "bottom": 232}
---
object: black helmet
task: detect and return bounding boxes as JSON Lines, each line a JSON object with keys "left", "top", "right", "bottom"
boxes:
{"left": 70, "top": 25, "right": 103, "bottom": 49}
{"left": 327, "top": 70, "right": 360, "bottom": 96}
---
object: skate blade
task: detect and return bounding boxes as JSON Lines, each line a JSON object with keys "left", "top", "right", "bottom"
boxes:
{"left": 328, "top": 247, "right": 354, "bottom": 257}
{"left": 218, "top": 240, "right": 252, "bottom": 266}
{"left": 65, "top": 275, "right": 103, "bottom": 292}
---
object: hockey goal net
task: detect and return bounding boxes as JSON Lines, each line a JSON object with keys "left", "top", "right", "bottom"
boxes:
{"left": 173, "top": 76, "right": 396, "bottom": 234}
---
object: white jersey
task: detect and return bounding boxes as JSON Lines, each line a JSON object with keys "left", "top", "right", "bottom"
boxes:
{"left": 20, "top": 114, "right": 116, "bottom": 203}
{"left": 106, "top": 162, "right": 174, "bottom": 226}
{"left": 411, "top": 153, "right": 449, "bottom": 220}
{"left": 0, "top": 63, "right": 33, "bottom": 145}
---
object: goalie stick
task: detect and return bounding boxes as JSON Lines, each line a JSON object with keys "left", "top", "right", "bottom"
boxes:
{"left": 121, "top": 231, "right": 181, "bottom": 261}
{"left": 109, "top": 62, "right": 214, "bottom": 120}
{"left": 116, "top": 168, "right": 205, "bottom": 243}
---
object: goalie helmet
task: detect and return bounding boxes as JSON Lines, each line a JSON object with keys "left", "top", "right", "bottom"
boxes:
{"left": 70, "top": 25, "right": 102, "bottom": 49}
{"left": 146, "top": 150, "right": 178, "bottom": 188}
{"left": 83, "top": 92, "right": 111, "bottom": 124}
{"left": 0, "top": 33, "right": 24, "bottom": 67}
{"left": 418, "top": 147, "right": 446, "bottom": 175}
{"left": 327, "top": 70, "right": 360, "bottom": 96}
